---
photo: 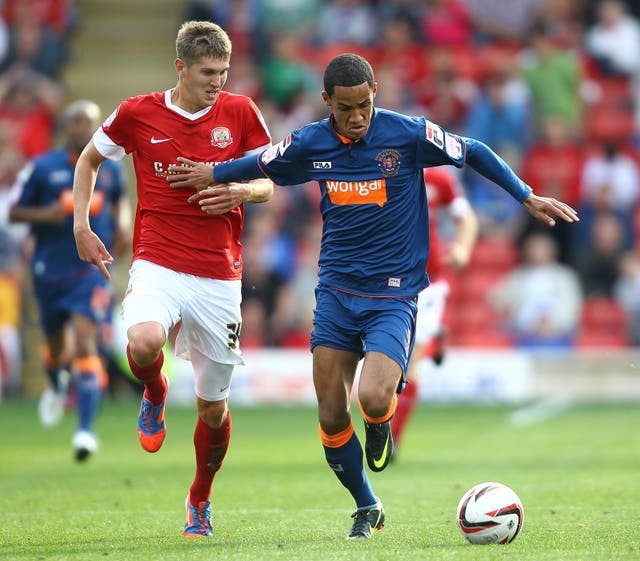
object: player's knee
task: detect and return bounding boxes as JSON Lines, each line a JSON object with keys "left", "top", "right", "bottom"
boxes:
{"left": 358, "top": 387, "right": 395, "bottom": 419}
{"left": 127, "top": 327, "right": 164, "bottom": 364}
{"left": 197, "top": 399, "right": 227, "bottom": 428}
{"left": 318, "top": 408, "right": 350, "bottom": 435}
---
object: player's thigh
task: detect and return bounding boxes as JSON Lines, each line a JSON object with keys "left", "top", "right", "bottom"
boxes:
{"left": 122, "top": 260, "right": 182, "bottom": 342}
{"left": 362, "top": 297, "right": 418, "bottom": 392}
{"left": 33, "top": 278, "right": 70, "bottom": 339}
{"left": 178, "top": 277, "right": 243, "bottom": 365}
{"left": 190, "top": 346, "right": 234, "bottom": 403}
{"left": 415, "top": 280, "right": 450, "bottom": 344}
{"left": 313, "top": 345, "right": 360, "bottom": 431}
{"left": 311, "top": 285, "right": 364, "bottom": 357}
{"left": 359, "top": 351, "right": 403, "bottom": 406}
{"left": 70, "top": 313, "right": 100, "bottom": 356}
{"left": 312, "top": 345, "right": 360, "bottom": 404}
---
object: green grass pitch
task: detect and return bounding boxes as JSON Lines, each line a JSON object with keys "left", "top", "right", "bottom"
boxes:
{"left": 0, "top": 398, "right": 638, "bottom": 561}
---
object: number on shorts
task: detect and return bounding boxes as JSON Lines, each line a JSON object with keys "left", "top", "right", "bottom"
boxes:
{"left": 226, "top": 322, "right": 242, "bottom": 349}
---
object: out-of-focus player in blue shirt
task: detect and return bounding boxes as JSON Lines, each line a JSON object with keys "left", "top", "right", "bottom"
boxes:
{"left": 9, "top": 100, "right": 128, "bottom": 462}
{"left": 168, "top": 54, "right": 579, "bottom": 538}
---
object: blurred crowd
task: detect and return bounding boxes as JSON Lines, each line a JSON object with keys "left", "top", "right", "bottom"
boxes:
{"left": 3, "top": 0, "right": 640, "bottom": 393}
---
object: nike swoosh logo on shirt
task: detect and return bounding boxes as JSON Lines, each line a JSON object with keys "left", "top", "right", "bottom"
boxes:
{"left": 150, "top": 137, "right": 173, "bottom": 144}
{"left": 372, "top": 439, "right": 389, "bottom": 469}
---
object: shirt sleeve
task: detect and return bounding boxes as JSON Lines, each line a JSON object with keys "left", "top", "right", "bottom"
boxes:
{"left": 241, "top": 97, "right": 272, "bottom": 153}
{"left": 257, "top": 130, "right": 309, "bottom": 185}
{"left": 416, "top": 119, "right": 466, "bottom": 168}
{"left": 14, "top": 161, "right": 42, "bottom": 206}
{"left": 95, "top": 103, "right": 134, "bottom": 160}
{"left": 215, "top": 129, "right": 309, "bottom": 186}
{"left": 463, "top": 137, "right": 532, "bottom": 202}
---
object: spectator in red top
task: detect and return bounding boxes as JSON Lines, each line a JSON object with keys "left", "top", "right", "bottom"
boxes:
{"left": 0, "top": 69, "right": 61, "bottom": 157}
{"left": 520, "top": 115, "right": 584, "bottom": 263}
{"left": 376, "top": 16, "right": 430, "bottom": 94}
{"left": 421, "top": 0, "right": 473, "bottom": 47}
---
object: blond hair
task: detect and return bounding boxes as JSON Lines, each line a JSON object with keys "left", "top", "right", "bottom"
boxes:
{"left": 176, "top": 21, "right": 232, "bottom": 66}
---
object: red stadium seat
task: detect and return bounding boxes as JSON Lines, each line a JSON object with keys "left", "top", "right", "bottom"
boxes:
{"left": 584, "top": 108, "right": 635, "bottom": 144}
{"left": 447, "top": 301, "right": 499, "bottom": 333}
{"left": 581, "top": 297, "right": 629, "bottom": 331}
{"left": 469, "top": 236, "right": 519, "bottom": 271}
{"left": 587, "top": 77, "right": 633, "bottom": 111}
{"left": 575, "top": 329, "right": 630, "bottom": 348}
{"left": 453, "top": 329, "right": 514, "bottom": 348}
{"left": 457, "top": 269, "right": 506, "bottom": 303}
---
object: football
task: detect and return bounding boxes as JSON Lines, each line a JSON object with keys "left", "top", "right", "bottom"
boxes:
{"left": 456, "top": 482, "right": 524, "bottom": 544}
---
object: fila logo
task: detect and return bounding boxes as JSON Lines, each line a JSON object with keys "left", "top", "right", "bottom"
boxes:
{"left": 313, "top": 161, "right": 331, "bottom": 169}
{"left": 388, "top": 277, "right": 401, "bottom": 288}
{"left": 150, "top": 136, "right": 172, "bottom": 144}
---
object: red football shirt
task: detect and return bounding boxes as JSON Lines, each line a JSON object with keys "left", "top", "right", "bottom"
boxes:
{"left": 424, "top": 167, "right": 469, "bottom": 280}
{"left": 94, "top": 89, "right": 271, "bottom": 279}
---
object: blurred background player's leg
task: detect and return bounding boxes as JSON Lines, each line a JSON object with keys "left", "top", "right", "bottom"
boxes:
{"left": 70, "top": 313, "right": 104, "bottom": 461}
{"left": 38, "top": 331, "right": 71, "bottom": 428}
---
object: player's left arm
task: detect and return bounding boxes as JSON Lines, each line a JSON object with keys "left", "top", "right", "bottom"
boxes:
{"left": 462, "top": 137, "right": 579, "bottom": 227}
{"left": 194, "top": 177, "right": 274, "bottom": 215}
{"left": 445, "top": 200, "right": 478, "bottom": 270}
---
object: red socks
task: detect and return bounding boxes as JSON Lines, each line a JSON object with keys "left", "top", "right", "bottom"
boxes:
{"left": 391, "top": 379, "right": 418, "bottom": 446}
{"left": 189, "top": 412, "right": 232, "bottom": 505}
{"left": 126, "top": 344, "right": 167, "bottom": 405}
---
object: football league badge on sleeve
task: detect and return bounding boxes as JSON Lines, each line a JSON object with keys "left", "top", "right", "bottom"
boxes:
{"left": 211, "top": 127, "right": 233, "bottom": 148}
{"left": 376, "top": 149, "right": 401, "bottom": 177}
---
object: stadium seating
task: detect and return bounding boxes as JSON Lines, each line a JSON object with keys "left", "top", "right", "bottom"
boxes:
{"left": 575, "top": 296, "right": 631, "bottom": 348}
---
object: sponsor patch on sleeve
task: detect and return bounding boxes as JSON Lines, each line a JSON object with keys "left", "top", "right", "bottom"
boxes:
{"left": 425, "top": 121, "right": 445, "bottom": 149}
{"left": 261, "top": 133, "right": 292, "bottom": 165}
{"left": 444, "top": 133, "right": 464, "bottom": 160}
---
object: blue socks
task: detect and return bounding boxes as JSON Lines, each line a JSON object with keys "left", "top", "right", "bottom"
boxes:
{"left": 323, "top": 431, "right": 377, "bottom": 509}
{"left": 75, "top": 373, "right": 101, "bottom": 432}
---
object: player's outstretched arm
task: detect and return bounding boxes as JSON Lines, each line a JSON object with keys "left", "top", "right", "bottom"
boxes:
{"left": 167, "top": 157, "right": 214, "bottom": 191}
{"left": 188, "top": 178, "right": 274, "bottom": 214}
{"left": 522, "top": 193, "right": 579, "bottom": 227}
{"left": 463, "top": 137, "right": 579, "bottom": 226}
{"left": 73, "top": 141, "right": 113, "bottom": 280}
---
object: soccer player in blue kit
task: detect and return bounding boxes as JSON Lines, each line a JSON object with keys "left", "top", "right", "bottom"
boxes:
{"left": 9, "top": 100, "right": 128, "bottom": 461}
{"left": 168, "top": 54, "right": 579, "bottom": 538}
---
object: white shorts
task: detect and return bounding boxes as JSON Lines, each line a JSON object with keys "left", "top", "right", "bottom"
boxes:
{"left": 414, "top": 280, "right": 450, "bottom": 345}
{"left": 122, "top": 259, "right": 243, "bottom": 401}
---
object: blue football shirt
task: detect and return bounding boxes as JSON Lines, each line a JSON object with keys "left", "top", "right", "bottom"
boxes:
{"left": 258, "top": 109, "right": 466, "bottom": 297}
{"left": 15, "top": 148, "right": 125, "bottom": 280}
{"left": 215, "top": 107, "right": 532, "bottom": 297}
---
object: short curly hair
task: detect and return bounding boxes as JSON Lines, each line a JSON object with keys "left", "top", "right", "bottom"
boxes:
{"left": 323, "top": 54, "right": 375, "bottom": 97}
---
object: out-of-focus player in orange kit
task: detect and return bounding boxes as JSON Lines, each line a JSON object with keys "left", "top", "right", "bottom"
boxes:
{"left": 72, "top": 21, "right": 273, "bottom": 537}
{"left": 391, "top": 167, "right": 478, "bottom": 455}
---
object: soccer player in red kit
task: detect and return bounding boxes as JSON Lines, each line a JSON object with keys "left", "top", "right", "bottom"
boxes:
{"left": 71, "top": 21, "right": 273, "bottom": 537}
{"left": 391, "top": 167, "right": 478, "bottom": 454}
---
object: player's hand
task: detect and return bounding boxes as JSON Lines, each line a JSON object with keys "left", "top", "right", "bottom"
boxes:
{"left": 191, "top": 182, "right": 251, "bottom": 214}
{"left": 167, "top": 157, "right": 214, "bottom": 191}
{"left": 522, "top": 194, "right": 579, "bottom": 227}
{"left": 443, "top": 242, "right": 472, "bottom": 270}
{"left": 73, "top": 226, "right": 114, "bottom": 280}
{"left": 47, "top": 201, "right": 67, "bottom": 224}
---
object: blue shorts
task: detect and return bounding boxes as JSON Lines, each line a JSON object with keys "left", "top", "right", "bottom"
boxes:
{"left": 33, "top": 270, "right": 112, "bottom": 337}
{"left": 311, "top": 285, "right": 418, "bottom": 384}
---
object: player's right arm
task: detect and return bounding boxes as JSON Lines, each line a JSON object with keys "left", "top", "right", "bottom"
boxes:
{"left": 446, "top": 203, "right": 478, "bottom": 270}
{"left": 73, "top": 140, "right": 114, "bottom": 280}
{"left": 8, "top": 163, "right": 67, "bottom": 225}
